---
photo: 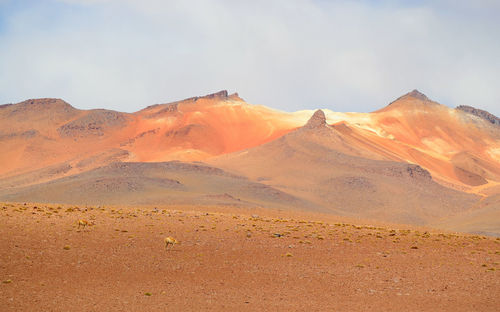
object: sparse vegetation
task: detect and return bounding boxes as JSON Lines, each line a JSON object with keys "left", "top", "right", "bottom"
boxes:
{"left": 1, "top": 202, "right": 499, "bottom": 310}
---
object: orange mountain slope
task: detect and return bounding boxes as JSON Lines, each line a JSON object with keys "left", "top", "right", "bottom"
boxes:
{"left": 0, "top": 89, "right": 498, "bottom": 195}
{"left": 208, "top": 110, "right": 479, "bottom": 225}
{"left": 1, "top": 89, "right": 499, "bottom": 233}
{"left": 317, "top": 90, "right": 500, "bottom": 195}
{"left": 0, "top": 91, "right": 310, "bottom": 185}
{"left": 129, "top": 91, "right": 307, "bottom": 162}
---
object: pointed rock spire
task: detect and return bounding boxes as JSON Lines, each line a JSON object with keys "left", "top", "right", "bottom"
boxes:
{"left": 304, "top": 109, "right": 327, "bottom": 129}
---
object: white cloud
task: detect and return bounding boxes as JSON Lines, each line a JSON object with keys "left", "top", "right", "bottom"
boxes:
{"left": 0, "top": 0, "right": 499, "bottom": 116}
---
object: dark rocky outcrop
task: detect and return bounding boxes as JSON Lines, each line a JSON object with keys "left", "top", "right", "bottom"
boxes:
{"left": 7, "top": 98, "right": 75, "bottom": 114}
{"left": 0, "top": 129, "right": 40, "bottom": 140}
{"left": 182, "top": 90, "right": 242, "bottom": 102}
{"left": 157, "top": 103, "right": 178, "bottom": 113}
{"left": 184, "top": 90, "right": 229, "bottom": 102}
{"left": 378, "top": 164, "right": 432, "bottom": 181}
{"left": 405, "top": 164, "right": 432, "bottom": 180}
{"left": 58, "top": 110, "right": 130, "bottom": 137}
{"left": 456, "top": 105, "right": 500, "bottom": 126}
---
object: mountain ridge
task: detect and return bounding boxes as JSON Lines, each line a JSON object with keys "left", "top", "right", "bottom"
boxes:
{"left": 1, "top": 89, "right": 499, "bottom": 235}
{"left": 456, "top": 105, "right": 500, "bottom": 126}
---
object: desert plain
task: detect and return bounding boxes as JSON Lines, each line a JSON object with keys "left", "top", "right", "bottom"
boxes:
{"left": 1, "top": 202, "right": 499, "bottom": 311}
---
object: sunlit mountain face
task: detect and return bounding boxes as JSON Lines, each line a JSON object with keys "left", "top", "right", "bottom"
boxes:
{"left": 1, "top": 90, "right": 499, "bottom": 235}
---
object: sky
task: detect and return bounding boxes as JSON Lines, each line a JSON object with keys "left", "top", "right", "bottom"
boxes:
{"left": 0, "top": 0, "right": 499, "bottom": 116}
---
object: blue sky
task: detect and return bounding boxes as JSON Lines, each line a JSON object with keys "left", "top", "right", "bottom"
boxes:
{"left": 0, "top": 0, "right": 499, "bottom": 116}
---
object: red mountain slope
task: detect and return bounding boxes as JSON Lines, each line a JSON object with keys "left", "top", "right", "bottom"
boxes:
{"left": 0, "top": 91, "right": 307, "bottom": 185}
{"left": 0, "top": 90, "right": 499, "bottom": 233}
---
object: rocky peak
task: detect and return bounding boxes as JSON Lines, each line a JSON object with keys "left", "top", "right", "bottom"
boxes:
{"left": 182, "top": 90, "right": 236, "bottom": 103}
{"left": 406, "top": 89, "right": 429, "bottom": 101}
{"left": 386, "top": 89, "right": 433, "bottom": 108}
{"left": 304, "top": 109, "right": 327, "bottom": 129}
{"left": 204, "top": 90, "right": 228, "bottom": 99}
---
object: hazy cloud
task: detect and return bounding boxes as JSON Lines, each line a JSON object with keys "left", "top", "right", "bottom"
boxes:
{"left": 0, "top": 0, "right": 499, "bottom": 115}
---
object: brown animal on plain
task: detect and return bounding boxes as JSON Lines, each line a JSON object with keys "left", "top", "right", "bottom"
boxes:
{"left": 77, "top": 219, "right": 92, "bottom": 229}
{"left": 164, "top": 237, "right": 178, "bottom": 250}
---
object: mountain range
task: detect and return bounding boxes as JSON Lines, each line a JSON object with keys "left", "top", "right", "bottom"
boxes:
{"left": 1, "top": 90, "right": 499, "bottom": 235}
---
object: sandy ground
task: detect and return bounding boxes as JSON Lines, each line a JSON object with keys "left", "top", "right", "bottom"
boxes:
{"left": 0, "top": 202, "right": 499, "bottom": 311}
